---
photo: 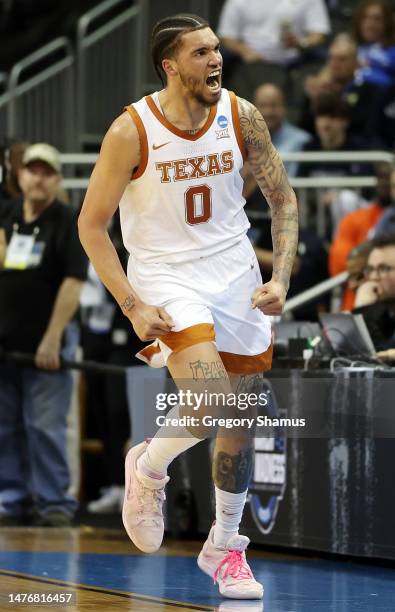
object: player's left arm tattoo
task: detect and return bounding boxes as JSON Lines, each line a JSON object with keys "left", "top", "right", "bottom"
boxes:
{"left": 213, "top": 447, "right": 254, "bottom": 493}
{"left": 238, "top": 97, "right": 298, "bottom": 290}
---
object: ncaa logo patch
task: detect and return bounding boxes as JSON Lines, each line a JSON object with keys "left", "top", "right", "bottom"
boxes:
{"left": 217, "top": 115, "right": 228, "bottom": 128}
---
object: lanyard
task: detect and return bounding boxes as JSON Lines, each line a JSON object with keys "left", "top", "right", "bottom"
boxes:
{"left": 11, "top": 223, "right": 40, "bottom": 239}
{"left": 4, "top": 224, "right": 41, "bottom": 270}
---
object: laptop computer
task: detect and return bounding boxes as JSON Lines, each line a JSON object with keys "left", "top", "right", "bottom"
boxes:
{"left": 319, "top": 313, "right": 376, "bottom": 358}
{"left": 273, "top": 321, "right": 321, "bottom": 341}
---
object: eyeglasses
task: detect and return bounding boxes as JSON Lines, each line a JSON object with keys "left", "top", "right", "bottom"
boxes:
{"left": 364, "top": 264, "right": 395, "bottom": 277}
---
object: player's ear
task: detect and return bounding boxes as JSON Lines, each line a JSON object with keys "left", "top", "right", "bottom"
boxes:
{"left": 162, "top": 58, "right": 178, "bottom": 78}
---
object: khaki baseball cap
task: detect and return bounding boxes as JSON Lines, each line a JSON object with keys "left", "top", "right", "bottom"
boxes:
{"left": 23, "top": 143, "right": 61, "bottom": 174}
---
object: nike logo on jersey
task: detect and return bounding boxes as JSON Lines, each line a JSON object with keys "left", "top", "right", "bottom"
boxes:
{"left": 152, "top": 142, "right": 171, "bottom": 150}
{"left": 155, "top": 150, "right": 234, "bottom": 182}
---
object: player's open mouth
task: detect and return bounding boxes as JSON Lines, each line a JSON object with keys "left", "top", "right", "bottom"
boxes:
{"left": 206, "top": 70, "right": 221, "bottom": 91}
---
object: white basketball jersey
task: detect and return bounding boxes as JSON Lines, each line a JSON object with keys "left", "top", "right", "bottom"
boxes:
{"left": 119, "top": 89, "right": 249, "bottom": 264}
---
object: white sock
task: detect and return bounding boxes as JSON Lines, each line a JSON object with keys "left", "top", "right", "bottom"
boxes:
{"left": 213, "top": 487, "right": 248, "bottom": 548}
{"left": 137, "top": 404, "right": 201, "bottom": 479}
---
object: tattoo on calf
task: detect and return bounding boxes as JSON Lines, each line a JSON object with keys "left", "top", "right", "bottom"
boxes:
{"left": 120, "top": 294, "right": 136, "bottom": 313}
{"left": 189, "top": 360, "right": 228, "bottom": 381}
{"left": 235, "top": 373, "right": 263, "bottom": 396}
{"left": 213, "top": 448, "right": 254, "bottom": 493}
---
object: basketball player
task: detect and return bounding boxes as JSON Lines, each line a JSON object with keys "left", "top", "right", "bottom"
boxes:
{"left": 78, "top": 14, "right": 298, "bottom": 600}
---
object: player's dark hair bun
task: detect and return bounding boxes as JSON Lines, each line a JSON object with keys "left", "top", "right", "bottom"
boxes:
{"left": 151, "top": 13, "right": 209, "bottom": 84}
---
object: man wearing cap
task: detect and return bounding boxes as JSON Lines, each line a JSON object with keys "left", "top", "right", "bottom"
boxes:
{"left": 0, "top": 143, "right": 87, "bottom": 526}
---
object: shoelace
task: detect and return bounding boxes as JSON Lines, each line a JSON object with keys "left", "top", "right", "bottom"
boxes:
{"left": 136, "top": 481, "right": 165, "bottom": 514}
{"left": 213, "top": 550, "right": 253, "bottom": 584}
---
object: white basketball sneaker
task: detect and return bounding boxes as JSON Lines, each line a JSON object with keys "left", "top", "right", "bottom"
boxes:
{"left": 197, "top": 525, "right": 264, "bottom": 600}
{"left": 122, "top": 441, "right": 169, "bottom": 553}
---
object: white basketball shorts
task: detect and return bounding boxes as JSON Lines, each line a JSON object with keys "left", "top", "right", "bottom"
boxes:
{"left": 127, "top": 236, "right": 273, "bottom": 374}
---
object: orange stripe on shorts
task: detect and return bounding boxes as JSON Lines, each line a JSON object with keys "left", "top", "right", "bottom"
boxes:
{"left": 138, "top": 343, "right": 162, "bottom": 361}
{"left": 160, "top": 323, "right": 215, "bottom": 353}
{"left": 219, "top": 344, "right": 273, "bottom": 374}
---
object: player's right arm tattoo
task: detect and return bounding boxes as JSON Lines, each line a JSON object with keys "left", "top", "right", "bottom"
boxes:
{"left": 213, "top": 447, "right": 254, "bottom": 493}
{"left": 238, "top": 97, "right": 298, "bottom": 291}
{"left": 120, "top": 294, "right": 136, "bottom": 313}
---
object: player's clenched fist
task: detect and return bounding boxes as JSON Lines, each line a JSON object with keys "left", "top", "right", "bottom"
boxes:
{"left": 251, "top": 279, "right": 287, "bottom": 315}
{"left": 128, "top": 302, "right": 174, "bottom": 341}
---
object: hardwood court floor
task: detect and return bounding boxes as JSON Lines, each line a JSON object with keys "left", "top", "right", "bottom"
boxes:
{"left": 1, "top": 527, "right": 395, "bottom": 611}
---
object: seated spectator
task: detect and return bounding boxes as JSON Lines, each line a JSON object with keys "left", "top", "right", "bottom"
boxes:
{"left": 218, "top": 0, "right": 330, "bottom": 66}
{"left": 298, "top": 94, "right": 372, "bottom": 235}
{"left": 298, "top": 93, "right": 370, "bottom": 176}
{"left": 353, "top": 0, "right": 395, "bottom": 89}
{"left": 373, "top": 166, "right": 395, "bottom": 237}
{"left": 329, "top": 162, "right": 393, "bottom": 308}
{"left": 0, "top": 143, "right": 88, "bottom": 526}
{"left": 300, "top": 33, "right": 385, "bottom": 144}
{"left": 243, "top": 83, "right": 312, "bottom": 203}
{"left": 252, "top": 83, "right": 312, "bottom": 178}
{"left": 353, "top": 233, "right": 395, "bottom": 359}
{"left": 243, "top": 82, "right": 314, "bottom": 277}
{"left": 217, "top": 0, "right": 330, "bottom": 98}
{"left": 345, "top": 240, "right": 375, "bottom": 304}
